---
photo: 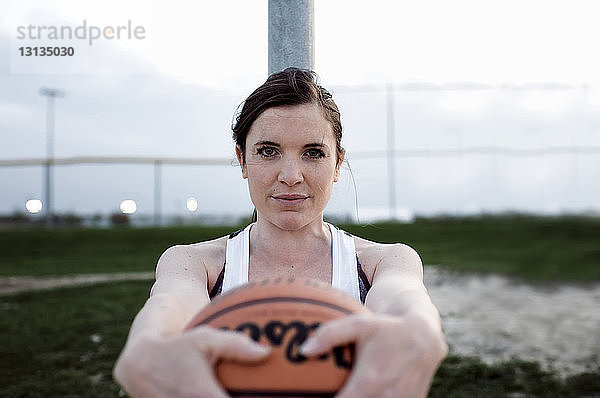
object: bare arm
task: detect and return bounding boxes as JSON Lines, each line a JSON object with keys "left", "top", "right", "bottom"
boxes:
{"left": 301, "top": 243, "right": 447, "bottom": 398}
{"left": 124, "top": 245, "right": 211, "bottom": 342}
{"left": 113, "top": 243, "right": 270, "bottom": 398}
{"left": 365, "top": 243, "right": 444, "bottom": 334}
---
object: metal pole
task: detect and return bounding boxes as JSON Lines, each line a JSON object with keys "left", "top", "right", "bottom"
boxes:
{"left": 39, "top": 88, "right": 64, "bottom": 227}
{"left": 268, "top": 0, "right": 314, "bottom": 74}
{"left": 154, "top": 160, "right": 162, "bottom": 226}
{"left": 45, "top": 95, "right": 54, "bottom": 227}
{"left": 386, "top": 84, "right": 397, "bottom": 220}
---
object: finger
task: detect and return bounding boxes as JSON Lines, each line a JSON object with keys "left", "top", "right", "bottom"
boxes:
{"left": 189, "top": 327, "right": 271, "bottom": 363}
{"left": 153, "top": 367, "right": 231, "bottom": 398}
{"left": 333, "top": 343, "right": 380, "bottom": 398}
{"left": 335, "top": 365, "right": 397, "bottom": 398}
{"left": 300, "top": 314, "right": 373, "bottom": 356}
{"left": 188, "top": 364, "right": 231, "bottom": 398}
{"left": 334, "top": 372, "right": 369, "bottom": 398}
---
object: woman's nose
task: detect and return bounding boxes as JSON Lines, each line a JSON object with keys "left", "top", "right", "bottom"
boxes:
{"left": 278, "top": 157, "right": 304, "bottom": 186}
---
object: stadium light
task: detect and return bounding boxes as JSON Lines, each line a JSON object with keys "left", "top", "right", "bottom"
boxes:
{"left": 186, "top": 197, "right": 198, "bottom": 212}
{"left": 25, "top": 199, "right": 43, "bottom": 214}
{"left": 120, "top": 199, "right": 137, "bottom": 214}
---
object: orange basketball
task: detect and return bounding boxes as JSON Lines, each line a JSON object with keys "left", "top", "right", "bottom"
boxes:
{"left": 185, "top": 277, "right": 369, "bottom": 397}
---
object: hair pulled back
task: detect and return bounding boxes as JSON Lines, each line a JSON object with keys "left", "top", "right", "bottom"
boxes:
{"left": 232, "top": 68, "right": 343, "bottom": 164}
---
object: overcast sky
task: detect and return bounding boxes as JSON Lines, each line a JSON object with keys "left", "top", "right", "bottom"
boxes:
{"left": 1, "top": 0, "right": 600, "bottom": 220}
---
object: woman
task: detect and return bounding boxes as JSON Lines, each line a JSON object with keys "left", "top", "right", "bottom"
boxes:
{"left": 114, "top": 68, "right": 447, "bottom": 397}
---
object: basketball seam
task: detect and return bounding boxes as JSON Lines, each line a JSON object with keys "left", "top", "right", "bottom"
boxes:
{"left": 194, "top": 297, "right": 355, "bottom": 325}
{"left": 228, "top": 389, "right": 335, "bottom": 397}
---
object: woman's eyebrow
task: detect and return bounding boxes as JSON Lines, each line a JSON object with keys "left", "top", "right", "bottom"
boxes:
{"left": 303, "top": 142, "right": 328, "bottom": 149}
{"left": 254, "top": 140, "right": 280, "bottom": 147}
{"left": 253, "top": 141, "right": 329, "bottom": 149}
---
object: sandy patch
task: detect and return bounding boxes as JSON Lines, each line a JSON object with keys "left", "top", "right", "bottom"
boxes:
{"left": 426, "top": 267, "right": 600, "bottom": 376}
{"left": 0, "top": 272, "right": 154, "bottom": 295}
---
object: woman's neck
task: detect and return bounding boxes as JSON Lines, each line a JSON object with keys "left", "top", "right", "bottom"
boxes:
{"left": 249, "top": 217, "right": 332, "bottom": 273}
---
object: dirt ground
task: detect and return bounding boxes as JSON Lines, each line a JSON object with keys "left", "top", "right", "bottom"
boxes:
{"left": 0, "top": 272, "right": 154, "bottom": 295}
{"left": 2, "top": 267, "right": 599, "bottom": 376}
{"left": 425, "top": 267, "right": 600, "bottom": 376}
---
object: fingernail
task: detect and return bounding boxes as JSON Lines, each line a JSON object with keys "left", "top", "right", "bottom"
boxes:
{"left": 299, "top": 339, "right": 318, "bottom": 355}
{"left": 249, "top": 344, "right": 270, "bottom": 355}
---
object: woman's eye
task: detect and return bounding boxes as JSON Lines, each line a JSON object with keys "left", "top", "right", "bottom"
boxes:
{"left": 257, "top": 147, "right": 278, "bottom": 158}
{"left": 305, "top": 149, "right": 325, "bottom": 159}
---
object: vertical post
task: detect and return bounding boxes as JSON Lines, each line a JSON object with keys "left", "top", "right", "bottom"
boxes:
{"left": 386, "top": 84, "right": 397, "bottom": 220}
{"left": 268, "top": 0, "right": 314, "bottom": 74}
{"left": 40, "top": 88, "right": 64, "bottom": 227}
{"left": 154, "top": 160, "right": 162, "bottom": 226}
{"left": 45, "top": 95, "right": 54, "bottom": 227}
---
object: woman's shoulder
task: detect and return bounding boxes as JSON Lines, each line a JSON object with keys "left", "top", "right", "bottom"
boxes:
{"left": 162, "top": 234, "right": 228, "bottom": 259}
{"left": 350, "top": 233, "right": 423, "bottom": 280}
{"left": 157, "top": 235, "right": 229, "bottom": 277}
{"left": 352, "top": 235, "right": 420, "bottom": 257}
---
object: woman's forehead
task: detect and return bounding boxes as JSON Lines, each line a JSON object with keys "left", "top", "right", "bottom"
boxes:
{"left": 247, "top": 104, "right": 334, "bottom": 145}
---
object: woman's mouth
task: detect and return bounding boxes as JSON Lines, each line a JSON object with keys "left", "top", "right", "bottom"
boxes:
{"left": 271, "top": 194, "right": 309, "bottom": 206}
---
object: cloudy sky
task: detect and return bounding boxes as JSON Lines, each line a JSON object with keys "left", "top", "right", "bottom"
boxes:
{"left": 1, "top": 0, "right": 599, "bottom": 220}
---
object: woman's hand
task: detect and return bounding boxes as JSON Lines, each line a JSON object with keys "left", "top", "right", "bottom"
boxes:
{"left": 299, "top": 312, "right": 448, "bottom": 398}
{"left": 113, "top": 326, "right": 270, "bottom": 398}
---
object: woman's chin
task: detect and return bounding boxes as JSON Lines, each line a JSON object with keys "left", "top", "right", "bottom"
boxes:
{"left": 268, "top": 212, "right": 318, "bottom": 231}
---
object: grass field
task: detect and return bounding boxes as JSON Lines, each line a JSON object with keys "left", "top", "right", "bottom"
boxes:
{"left": 1, "top": 216, "right": 599, "bottom": 396}
{"left": 2, "top": 215, "right": 599, "bottom": 282}
{"left": 1, "top": 281, "right": 599, "bottom": 397}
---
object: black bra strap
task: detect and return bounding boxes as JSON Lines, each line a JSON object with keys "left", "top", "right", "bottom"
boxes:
{"left": 209, "top": 263, "right": 225, "bottom": 298}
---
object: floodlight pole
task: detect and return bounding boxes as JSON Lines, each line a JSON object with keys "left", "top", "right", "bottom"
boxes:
{"left": 268, "top": 0, "right": 314, "bottom": 74}
{"left": 154, "top": 160, "right": 162, "bottom": 226}
{"left": 40, "top": 88, "right": 64, "bottom": 227}
{"left": 386, "top": 84, "right": 397, "bottom": 219}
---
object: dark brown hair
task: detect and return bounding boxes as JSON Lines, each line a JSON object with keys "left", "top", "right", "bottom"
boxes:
{"left": 232, "top": 68, "right": 343, "bottom": 164}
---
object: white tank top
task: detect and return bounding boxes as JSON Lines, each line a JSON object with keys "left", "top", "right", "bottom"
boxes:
{"left": 222, "top": 222, "right": 361, "bottom": 302}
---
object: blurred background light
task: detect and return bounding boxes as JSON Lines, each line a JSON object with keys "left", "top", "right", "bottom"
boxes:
{"left": 186, "top": 197, "right": 198, "bottom": 212}
{"left": 119, "top": 199, "right": 137, "bottom": 214}
{"left": 25, "top": 199, "right": 43, "bottom": 214}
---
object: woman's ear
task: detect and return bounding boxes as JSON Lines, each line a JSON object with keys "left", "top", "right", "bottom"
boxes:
{"left": 334, "top": 149, "right": 345, "bottom": 182}
{"left": 235, "top": 145, "right": 248, "bottom": 179}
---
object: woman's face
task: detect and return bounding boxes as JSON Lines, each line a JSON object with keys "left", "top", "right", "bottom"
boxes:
{"left": 237, "top": 103, "right": 343, "bottom": 230}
